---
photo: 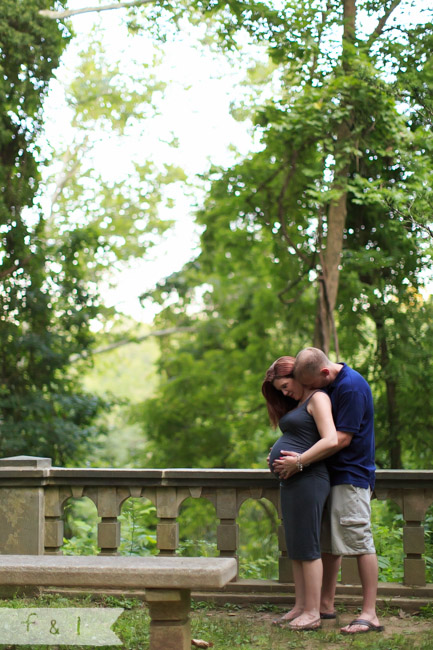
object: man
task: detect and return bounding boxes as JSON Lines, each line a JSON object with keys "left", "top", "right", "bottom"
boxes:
{"left": 273, "top": 347, "right": 383, "bottom": 635}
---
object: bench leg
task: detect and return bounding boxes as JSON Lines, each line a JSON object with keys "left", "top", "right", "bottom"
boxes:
{"left": 146, "top": 588, "right": 191, "bottom": 650}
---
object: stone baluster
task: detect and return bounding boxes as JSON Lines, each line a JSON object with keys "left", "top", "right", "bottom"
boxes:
{"left": 156, "top": 487, "right": 179, "bottom": 556}
{"left": 45, "top": 486, "right": 68, "bottom": 555}
{"left": 96, "top": 486, "right": 122, "bottom": 555}
{"left": 215, "top": 488, "right": 239, "bottom": 576}
{"left": 402, "top": 490, "right": 433, "bottom": 587}
{"left": 340, "top": 557, "right": 360, "bottom": 584}
{"left": 264, "top": 488, "right": 292, "bottom": 583}
{"left": 278, "top": 522, "right": 292, "bottom": 583}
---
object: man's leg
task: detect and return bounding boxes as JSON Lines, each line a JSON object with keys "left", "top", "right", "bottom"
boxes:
{"left": 340, "top": 553, "right": 381, "bottom": 633}
{"left": 358, "top": 553, "right": 379, "bottom": 618}
{"left": 320, "top": 552, "right": 341, "bottom": 615}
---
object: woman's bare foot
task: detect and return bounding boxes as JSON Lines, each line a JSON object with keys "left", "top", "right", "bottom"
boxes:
{"left": 288, "top": 612, "right": 321, "bottom": 631}
{"left": 272, "top": 607, "right": 303, "bottom": 627}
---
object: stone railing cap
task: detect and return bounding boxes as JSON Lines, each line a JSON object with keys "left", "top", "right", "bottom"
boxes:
{"left": 0, "top": 456, "right": 52, "bottom": 469}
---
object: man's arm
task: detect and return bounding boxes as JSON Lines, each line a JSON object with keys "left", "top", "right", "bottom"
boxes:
{"left": 334, "top": 430, "right": 352, "bottom": 451}
{"left": 273, "top": 430, "right": 352, "bottom": 479}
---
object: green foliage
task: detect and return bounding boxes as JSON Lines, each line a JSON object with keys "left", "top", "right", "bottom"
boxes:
{"left": 0, "top": 0, "right": 70, "bottom": 212}
{"left": 61, "top": 494, "right": 418, "bottom": 589}
{"left": 2, "top": 0, "right": 432, "bottom": 472}
{"left": 178, "top": 538, "right": 218, "bottom": 557}
{"left": 45, "top": 35, "right": 184, "bottom": 278}
{"left": 62, "top": 498, "right": 99, "bottom": 556}
{"left": 118, "top": 499, "right": 158, "bottom": 556}
{"left": 62, "top": 496, "right": 158, "bottom": 557}
{"left": 423, "top": 510, "right": 433, "bottom": 583}
{"left": 239, "top": 555, "right": 278, "bottom": 580}
{"left": 0, "top": 1, "right": 109, "bottom": 464}
{"left": 81, "top": 318, "right": 160, "bottom": 468}
{"left": 136, "top": 0, "right": 433, "bottom": 470}
{"left": 62, "top": 523, "right": 99, "bottom": 556}
{"left": 371, "top": 500, "right": 404, "bottom": 582}
{"left": 238, "top": 499, "right": 278, "bottom": 579}
{"left": 177, "top": 499, "right": 218, "bottom": 554}
{"left": 61, "top": 495, "right": 281, "bottom": 579}
{"left": 0, "top": 7, "right": 187, "bottom": 464}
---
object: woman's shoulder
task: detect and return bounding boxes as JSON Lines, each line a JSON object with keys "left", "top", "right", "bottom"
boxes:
{"left": 308, "top": 389, "right": 331, "bottom": 407}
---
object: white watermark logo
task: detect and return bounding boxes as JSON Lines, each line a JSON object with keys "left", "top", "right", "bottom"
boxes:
{"left": 0, "top": 608, "right": 123, "bottom": 645}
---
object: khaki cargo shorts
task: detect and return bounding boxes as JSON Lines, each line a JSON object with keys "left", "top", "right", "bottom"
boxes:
{"left": 321, "top": 484, "right": 376, "bottom": 556}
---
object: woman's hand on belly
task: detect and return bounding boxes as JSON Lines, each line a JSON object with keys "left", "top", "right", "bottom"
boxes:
{"left": 273, "top": 450, "right": 299, "bottom": 479}
{"left": 267, "top": 447, "right": 272, "bottom": 469}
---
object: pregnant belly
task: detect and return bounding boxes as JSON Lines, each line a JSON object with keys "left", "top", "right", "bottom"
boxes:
{"left": 269, "top": 435, "right": 299, "bottom": 477}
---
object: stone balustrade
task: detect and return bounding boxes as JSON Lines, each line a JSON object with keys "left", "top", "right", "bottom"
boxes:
{"left": 1, "top": 456, "right": 433, "bottom": 603}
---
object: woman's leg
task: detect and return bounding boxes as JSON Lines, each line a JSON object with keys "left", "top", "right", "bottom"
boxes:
{"left": 289, "top": 560, "right": 306, "bottom": 618}
{"left": 289, "top": 558, "right": 322, "bottom": 628}
{"left": 278, "top": 484, "right": 304, "bottom": 622}
{"left": 276, "top": 560, "right": 304, "bottom": 622}
{"left": 279, "top": 476, "right": 326, "bottom": 627}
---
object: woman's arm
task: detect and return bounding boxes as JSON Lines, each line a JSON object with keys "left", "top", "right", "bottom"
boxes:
{"left": 272, "top": 392, "right": 339, "bottom": 479}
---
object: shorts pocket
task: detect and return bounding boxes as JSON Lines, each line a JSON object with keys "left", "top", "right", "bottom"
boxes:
{"left": 340, "top": 516, "right": 369, "bottom": 527}
{"left": 339, "top": 516, "right": 372, "bottom": 552}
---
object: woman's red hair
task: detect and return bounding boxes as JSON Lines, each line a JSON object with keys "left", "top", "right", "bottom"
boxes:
{"left": 261, "top": 356, "right": 298, "bottom": 427}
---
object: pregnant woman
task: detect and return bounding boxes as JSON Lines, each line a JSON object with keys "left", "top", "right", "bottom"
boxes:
{"left": 262, "top": 356, "right": 338, "bottom": 631}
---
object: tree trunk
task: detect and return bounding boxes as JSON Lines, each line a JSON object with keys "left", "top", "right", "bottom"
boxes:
{"left": 373, "top": 309, "right": 402, "bottom": 468}
{"left": 314, "top": 0, "right": 356, "bottom": 356}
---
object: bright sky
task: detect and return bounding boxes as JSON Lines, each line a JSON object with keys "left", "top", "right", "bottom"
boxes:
{"left": 42, "top": 1, "right": 262, "bottom": 322}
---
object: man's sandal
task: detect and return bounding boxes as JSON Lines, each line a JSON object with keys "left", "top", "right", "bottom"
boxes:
{"left": 340, "top": 618, "right": 384, "bottom": 634}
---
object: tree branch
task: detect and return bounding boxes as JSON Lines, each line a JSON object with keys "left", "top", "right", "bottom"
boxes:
{"left": 309, "top": 0, "right": 332, "bottom": 79}
{"left": 245, "top": 162, "right": 286, "bottom": 209}
{"left": 277, "top": 254, "right": 317, "bottom": 305}
{"left": 0, "top": 259, "right": 30, "bottom": 280}
{"left": 385, "top": 199, "right": 433, "bottom": 238}
{"left": 69, "top": 326, "right": 196, "bottom": 362}
{"left": 276, "top": 153, "right": 311, "bottom": 265}
{"left": 255, "top": 499, "right": 279, "bottom": 535}
{"left": 39, "top": 0, "right": 156, "bottom": 20}
{"left": 49, "top": 139, "right": 91, "bottom": 220}
{"left": 366, "top": 0, "right": 403, "bottom": 48}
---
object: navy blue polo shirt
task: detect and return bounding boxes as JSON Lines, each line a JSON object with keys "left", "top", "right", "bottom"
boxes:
{"left": 325, "top": 364, "right": 376, "bottom": 490}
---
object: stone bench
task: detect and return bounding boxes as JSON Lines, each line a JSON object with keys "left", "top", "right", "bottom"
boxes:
{"left": 0, "top": 555, "right": 237, "bottom": 650}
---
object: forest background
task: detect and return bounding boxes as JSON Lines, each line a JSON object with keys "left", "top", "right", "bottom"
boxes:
{"left": 1, "top": 0, "right": 432, "bottom": 581}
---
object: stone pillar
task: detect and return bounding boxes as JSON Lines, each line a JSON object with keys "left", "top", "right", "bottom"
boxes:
{"left": 277, "top": 523, "right": 292, "bottom": 583}
{"left": 156, "top": 488, "right": 180, "bottom": 556}
{"left": 157, "top": 520, "right": 179, "bottom": 555}
{"left": 403, "top": 524, "right": 425, "bottom": 586}
{"left": 97, "top": 487, "right": 121, "bottom": 555}
{"left": 45, "top": 487, "right": 65, "bottom": 555}
{"left": 216, "top": 489, "right": 239, "bottom": 575}
{"left": 341, "top": 556, "right": 360, "bottom": 584}
{"left": 401, "top": 490, "right": 433, "bottom": 587}
{"left": 217, "top": 520, "right": 239, "bottom": 557}
{"left": 0, "top": 456, "right": 51, "bottom": 555}
{"left": 146, "top": 588, "right": 191, "bottom": 650}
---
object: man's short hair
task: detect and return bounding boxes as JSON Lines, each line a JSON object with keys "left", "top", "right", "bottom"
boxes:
{"left": 294, "top": 347, "right": 330, "bottom": 377}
